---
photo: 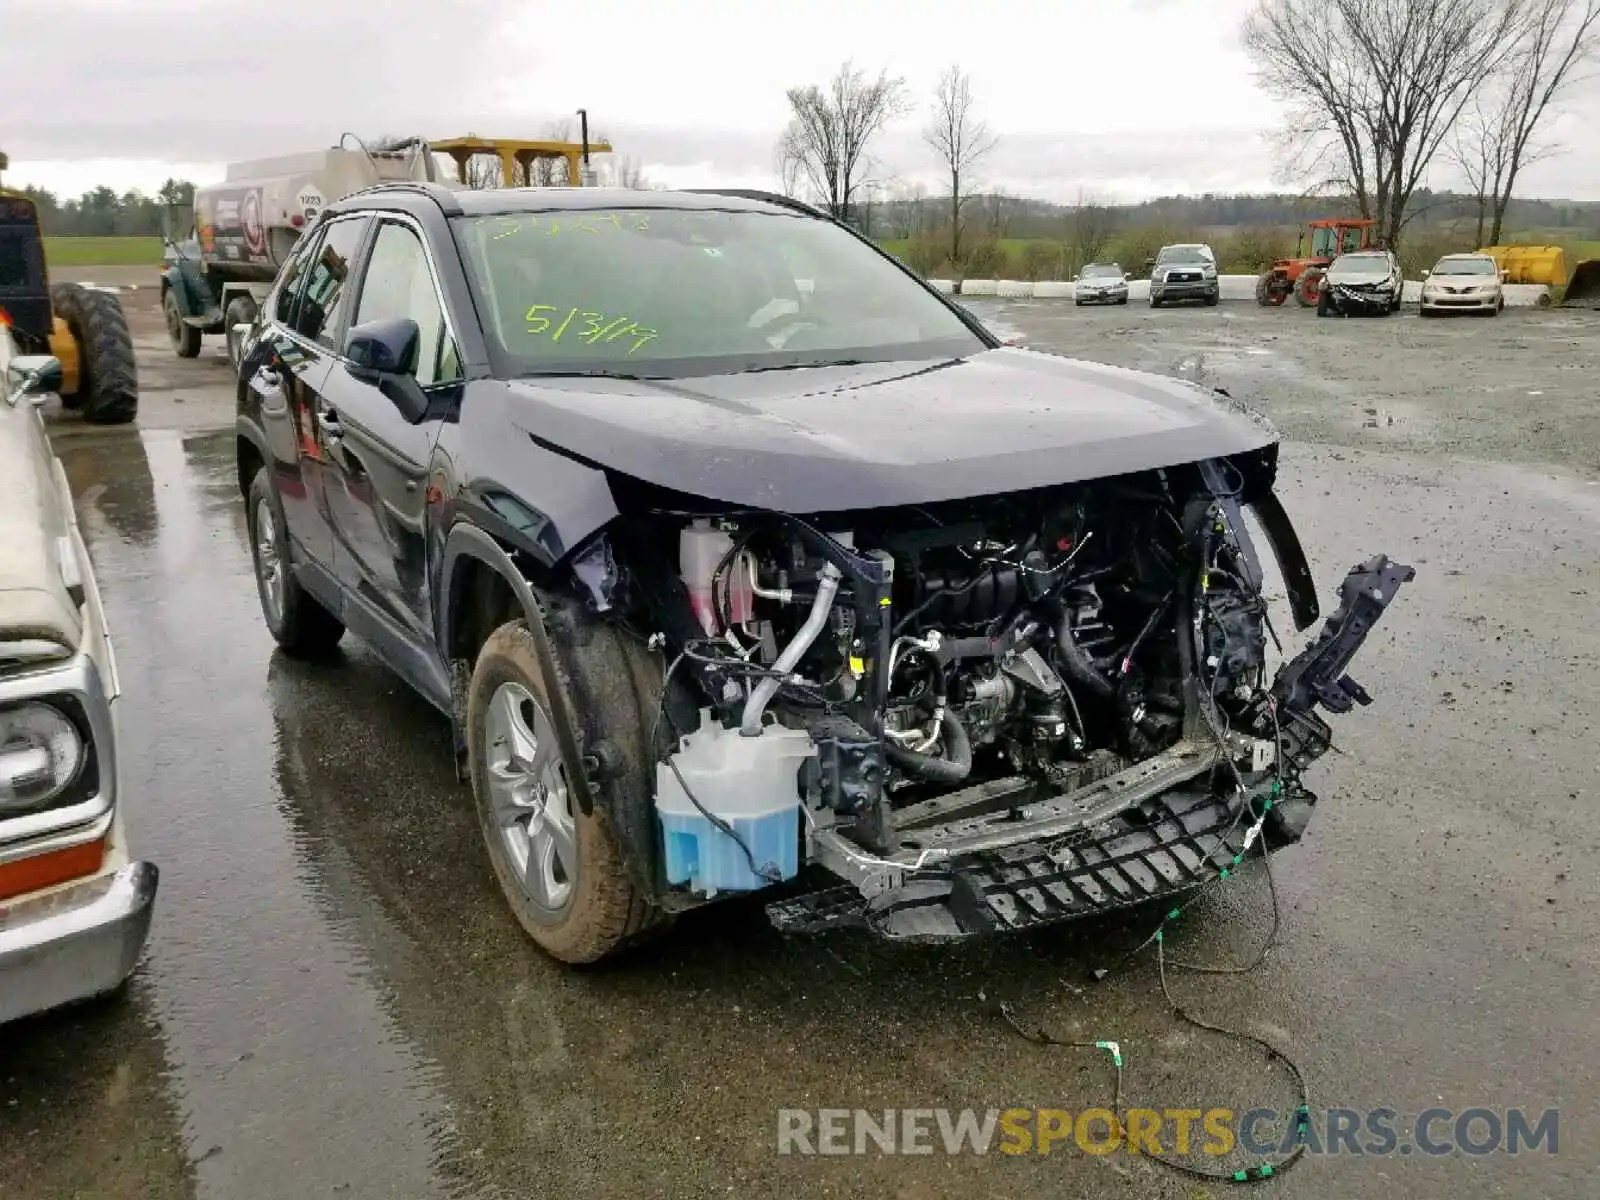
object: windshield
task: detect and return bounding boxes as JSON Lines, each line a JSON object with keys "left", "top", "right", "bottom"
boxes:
{"left": 1156, "top": 246, "right": 1211, "bottom": 265}
{"left": 1433, "top": 257, "right": 1495, "bottom": 275}
{"left": 1081, "top": 264, "right": 1122, "bottom": 278}
{"left": 451, "top": 207, "right": 985, "bottom": 377}
{"left": 1333, "top": 252, "right": 1388, "bottom": 270}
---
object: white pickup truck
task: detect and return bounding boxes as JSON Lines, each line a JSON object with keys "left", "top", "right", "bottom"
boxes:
{"left": 0, "top": 327, "right": 157, "bottom": 1024}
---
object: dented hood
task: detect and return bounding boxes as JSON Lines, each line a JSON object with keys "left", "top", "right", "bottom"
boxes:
{"left": 502, "top": 346, "right": 1277, "bottom": 511}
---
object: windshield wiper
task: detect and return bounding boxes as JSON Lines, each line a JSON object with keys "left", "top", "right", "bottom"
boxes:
{"left": 519, "top": 368, "right": 654, "bottom": 381}
{"left": 734, "top": 358, "right": 871, "bottom": 374}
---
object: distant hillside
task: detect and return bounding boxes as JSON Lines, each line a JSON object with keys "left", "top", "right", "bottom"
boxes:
{"left": 863, "top": 188, "right": 1600, "bottom": 242}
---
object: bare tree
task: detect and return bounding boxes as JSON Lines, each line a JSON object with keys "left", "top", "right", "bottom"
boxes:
{"left": 1243, "top": 0, "right": 1528, "bottom": 245}
{"left": 777, "top": 62, "right": 909, "bottom": 225}
{"left": 598, "top": 155, "right": 648, "bottom": 188}
{"left": 1066, "top": 190, "right": 1119, "bottom": 273}
{"left": 1452, "top": 0, "right": 1600, "bottom": 244}
{"left": 922, "top": 64, "right": 998, "bottom": 266}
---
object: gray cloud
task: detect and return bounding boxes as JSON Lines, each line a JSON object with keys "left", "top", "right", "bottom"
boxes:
{"left": 5, "top": 0, "right": 1597, "bottom": 202}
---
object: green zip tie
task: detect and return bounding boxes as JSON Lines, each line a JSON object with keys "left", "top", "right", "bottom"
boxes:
{"left": 1155, "top": 929, "right": 1163, "bottom": 942}
{"left": 1261, "top": 1163, "right": 1274, "bottom": 1177}
{"left": 1232, "top": 854, "right": 1243, "bottom": 865}
{"left": 1234, "top": 1169, "right": 1248, "bottom": 1181}
{"left": 1167, "top": 908, "right": 1181, "bottom": 920}
{"left": 1094, "top": 1040, "right": 1123, "bottom": 1068}
{"left": 1264, "top": 798, "right": 1274, "bottom": 811}
{"left": 1219, "top": 867, "right": 1231, "bottom": 879}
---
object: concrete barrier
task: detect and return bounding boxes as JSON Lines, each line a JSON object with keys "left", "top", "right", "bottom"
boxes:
{"left": 931, "top": 274, "right": 1555, "bottom": 308}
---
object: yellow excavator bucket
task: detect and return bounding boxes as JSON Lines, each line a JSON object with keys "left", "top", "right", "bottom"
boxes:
{"left": 1475, "top": 245, "right": 1568, "bottom": 287}
{"left": 1562, "top": 259, "right": 1600, "bottom": 308}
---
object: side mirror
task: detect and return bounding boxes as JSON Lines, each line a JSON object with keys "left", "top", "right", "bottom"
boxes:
{"left": 6, "top": 355, "right": 63, "bottom": 408}
{"left": 1124, "top": 272, "right": 1133, "bottom": 281}
{"left": 1420, "top": 270, "right": 1430, "bottom": 278}
{"left": 345, "top": 318, "right": 429, "bottom": 422}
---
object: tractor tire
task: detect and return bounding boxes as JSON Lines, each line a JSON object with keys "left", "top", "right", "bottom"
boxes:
{"left": 1295, "top": 270, "right": 1324, "bottom": 308}
{"left": 51, "top": 284, "right": 138, "bottom": 425}
{"left": 225, "top": 295, "right": 259, "bottom": 371}
{"left": 163, "top": 288, "right": 201, "bottom": 358}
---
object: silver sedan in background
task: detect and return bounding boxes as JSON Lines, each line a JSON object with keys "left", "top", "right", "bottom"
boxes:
{"left": 1073, "top": 262, "right": 1130, "bottom": 306}
{"left": 1420, "top": 254, "right": 1505, "bottom": 316}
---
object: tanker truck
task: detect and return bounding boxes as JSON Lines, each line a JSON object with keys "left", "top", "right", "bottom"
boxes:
{"left": 159, "top": 136, "right": 439, "bottom": 364}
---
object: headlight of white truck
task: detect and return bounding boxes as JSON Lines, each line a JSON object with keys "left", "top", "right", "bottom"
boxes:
{"left": 0, "top": 701, "right": 86, "bottom": 813}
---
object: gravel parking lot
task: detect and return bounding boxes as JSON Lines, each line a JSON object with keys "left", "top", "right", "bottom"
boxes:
{"left": 3, "top": 273, "right": 1596, "bottom": 1200}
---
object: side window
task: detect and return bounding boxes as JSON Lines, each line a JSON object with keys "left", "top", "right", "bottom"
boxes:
{"left": 293, "top": 216, "right": 370, "bottom": 348}
{"left": 273, "top": 228, "right": 323, "bottom": 326}
{"left": 354, "top": 221, "right": 461, "bottom": 386}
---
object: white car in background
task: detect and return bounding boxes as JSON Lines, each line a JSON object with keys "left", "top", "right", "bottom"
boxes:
{"left": 1420, "top": 254, "right": 1505, "bottom": 316}
{"left": 1074, "top": 262, "right": 1130, "bottom": 306}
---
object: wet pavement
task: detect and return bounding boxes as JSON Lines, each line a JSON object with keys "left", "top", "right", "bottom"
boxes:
{"left": 1, "top": 286, "right": 1596, "bottom": 1198}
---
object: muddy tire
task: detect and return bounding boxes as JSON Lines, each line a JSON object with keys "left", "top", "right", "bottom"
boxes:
{"left": 51, "top": 283, "right": 139, "bottom": 424}
{"left": 1295, "top": 269, "right": 1324, "bottom": 308}
{"left": 246, "top": 467, "right": 344, "bottom": 657}
{"left": 467, "top": 619, "right": 659, "bottom": 964}
{"left": 163, "top": 288, "right": 201, "bottom": 358}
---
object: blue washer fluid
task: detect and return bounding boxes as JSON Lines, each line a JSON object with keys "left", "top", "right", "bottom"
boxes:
{"left": 654, "top": 713, "right": 813, "bottom": 896}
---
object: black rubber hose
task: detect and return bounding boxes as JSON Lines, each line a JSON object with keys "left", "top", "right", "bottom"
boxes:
{"left": 884, "top": 707, "right": 973, "bottom": 784}
{"left": 1054, "top": 609, "right": 1116, "bottom": 701}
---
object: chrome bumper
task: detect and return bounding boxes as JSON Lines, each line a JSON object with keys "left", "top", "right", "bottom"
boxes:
{"left": 0, "top": 862, "right": 158, "bottom": 1024}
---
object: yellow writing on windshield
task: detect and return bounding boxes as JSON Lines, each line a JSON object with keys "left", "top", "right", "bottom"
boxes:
{"left": 525, "top": 304, "right": 658, "bottom": 354}
{"left": 489, "top": 213, "right": 650, "bottom": 240}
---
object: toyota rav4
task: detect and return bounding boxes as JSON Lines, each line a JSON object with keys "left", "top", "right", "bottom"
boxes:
{"left": 235, "top": 184, "right": 1412, "bottom": 963}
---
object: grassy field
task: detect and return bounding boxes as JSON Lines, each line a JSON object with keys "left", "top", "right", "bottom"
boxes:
{"left": 43, "top": 236, "right": 164, "bottom": 268}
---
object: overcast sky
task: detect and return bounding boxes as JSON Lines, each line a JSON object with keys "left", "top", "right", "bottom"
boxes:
{"left": 3, "top": 0, "right": 1597, "bottom": 203}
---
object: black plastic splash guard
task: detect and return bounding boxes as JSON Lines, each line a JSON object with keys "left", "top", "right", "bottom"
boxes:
{"left": 768, "top": 786, "right": 1274, "bottom": 942}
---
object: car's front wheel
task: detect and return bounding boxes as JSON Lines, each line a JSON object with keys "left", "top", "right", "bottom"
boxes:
{"left": 246, "top": 467, "right": 344, "bottom": 656}
{"left": 467, "top": 619, "right": 657, "bottom": 964}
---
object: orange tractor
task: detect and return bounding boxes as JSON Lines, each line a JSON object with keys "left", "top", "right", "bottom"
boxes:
{"left": 1256, "top": 217, "right": 1378, "bottom": 307}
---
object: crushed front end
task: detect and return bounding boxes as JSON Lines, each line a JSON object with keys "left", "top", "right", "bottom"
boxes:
{"left": 619, "top": 447, "right": 1412, "bottom": 942}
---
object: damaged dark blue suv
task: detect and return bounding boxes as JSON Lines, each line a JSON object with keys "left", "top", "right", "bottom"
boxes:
{"left": 235, "top": 183, "right": 1412, "bottom": 962}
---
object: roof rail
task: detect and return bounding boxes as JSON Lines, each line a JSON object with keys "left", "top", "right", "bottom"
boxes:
{"left": 353, "top": 180, "right": 464, "bottom": 217}
{"left": 682, "top": 188, "right": 827, "bottom": 218}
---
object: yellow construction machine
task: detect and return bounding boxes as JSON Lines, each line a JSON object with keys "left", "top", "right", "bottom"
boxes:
{"left": 0, "top": 190, "right": 138, "bottom": 423}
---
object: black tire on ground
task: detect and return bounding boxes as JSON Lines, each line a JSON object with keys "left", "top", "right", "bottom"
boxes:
{"left": 51, "top": 283, "right": 140, "bottom": 424}
{"left": 1420, "top": 306, "right": 1437, "bottom": 317}
{"left": 1295, "top": 270, "right": 1323, "bottom": 308}
{"left": 1074, "top": 299, "right": 1084, "bottom": 307}
{"left": 467, "top": 618, "right": 659, "bottom": 964}
{"left": 1317, "top": 290, "right": 1331, "bottom": 317}
{"left": 1149, "top": 294, "right": 1162, "bottom": 308}
{"left": 245, "top": 467, "right": 345, "bottom": 657}
{"left": 1117, "top": 295, "right": 1128, "bottom": 305}
{"left": 1204, "top": 293, "right": 1219, "bottom": 306}
{"left": 224, "top": 295, "right": 259, "bottom": 370}
{"left": 163, "top": 288, "right": 201, "bottom": 358}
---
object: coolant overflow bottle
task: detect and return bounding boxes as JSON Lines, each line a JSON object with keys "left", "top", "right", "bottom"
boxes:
{"left": 680, "top": 520, "right": 752, "bottom": 635}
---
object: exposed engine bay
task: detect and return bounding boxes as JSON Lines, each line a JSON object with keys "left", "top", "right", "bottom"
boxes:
{"left": 598, "top": 453, "right": 1412, "bottom": 939}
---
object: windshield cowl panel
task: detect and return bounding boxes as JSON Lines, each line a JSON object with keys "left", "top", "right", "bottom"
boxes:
{"left": 451, "top": 208, "right": 988, "bottom": 380}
